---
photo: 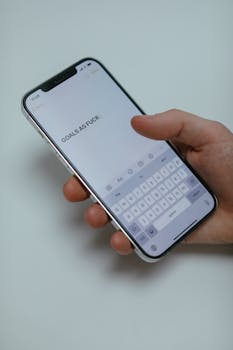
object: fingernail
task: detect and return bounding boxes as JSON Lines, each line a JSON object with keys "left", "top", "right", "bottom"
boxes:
{"left": 132, "top": 114, "right": 149, "bottom": 120}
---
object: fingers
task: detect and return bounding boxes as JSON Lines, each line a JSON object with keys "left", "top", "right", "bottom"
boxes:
{"left": 84, "top": 204, "right": 133, "bottom": 253}
{"left": 85, "top": 203, "right": 109, "bottom": 228}
{"left": 63, "top": 180, "right": 134, "bottom": 252}
{"left": 84, "top": 201, "right": 134, "bottom": 254}
{"left": 110, "top": 231, "right": 134, "bottom": 255}
{"left": 131, "top": 109, "right": 229, "bottom": 149}
{"left": 63, "top": 179, "right": 134, "bottom": 254}
{"left": 63, "top": 176, "right": 90, "bottom": 202}
{"left": 85, "top": 205, "right": 133, "bottom": 254}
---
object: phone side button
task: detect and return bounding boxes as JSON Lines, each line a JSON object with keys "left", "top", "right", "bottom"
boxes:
{"left": 111, "top": 220, "right": 121, "bottom": 230}
{"left": 64, "top": 164, "right": 75, "bottom": 175}
{"left": 30, "top": 121, "right": 44, "bottom": 139}
{"left": 55, "top": 152, "right": 74, "bottom": 175}
{"left": 90, "top": 195, "right": 97, "bottom": 203}
{"left": 90, "top": 194, "right": 97, "bottom": 203}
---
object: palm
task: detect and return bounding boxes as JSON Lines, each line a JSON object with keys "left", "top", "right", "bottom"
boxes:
{"left": 174, "top": 137, "right": 233, "bottom": 243}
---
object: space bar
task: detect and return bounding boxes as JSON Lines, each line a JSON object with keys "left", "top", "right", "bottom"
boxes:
{"left": 153, "top": 197, "right": 191, "bottom": 231}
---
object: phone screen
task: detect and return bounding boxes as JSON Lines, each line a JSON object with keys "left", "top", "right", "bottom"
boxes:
{"left": 24, "top": 59, "right": 216, "bottom": 259}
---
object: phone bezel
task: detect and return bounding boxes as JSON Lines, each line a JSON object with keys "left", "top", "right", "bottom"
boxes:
{"left": 22, "top": 57, "right": 217, "bottom": 261}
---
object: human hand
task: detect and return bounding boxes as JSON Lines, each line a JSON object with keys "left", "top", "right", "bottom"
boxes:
{"left": 63, "top": 110, "right": 233, "bottom": 255}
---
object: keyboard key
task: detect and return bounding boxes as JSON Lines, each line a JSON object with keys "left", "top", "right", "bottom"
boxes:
{"left": 158, "top": 184, "right": 168, "bottom": 196}
{"left": 160, "top": 198, "right": 169, "bottom": 210}
{"left": 160, "top": 166, "right": 169, "bottom": 178}
{"left": 145, "top": 209, "right": 156, "bottom": 221}
{"left": 128, "top": 222, "right": 141, "bottom": 236}
{"left": 164, "top": 178, "right": 175, "bottom": 190}
{"left": 172, "top": 156, "right": 183, "bottom": 167}
{"left": 119, "top": 198, "right": 130, "bottom": 210}
{"left": 111, "top": 204, "right": 123, "bottom": 215}
{"left": 172, "top": 188, "right": 183, "bottom": 199}
{"left": 131, "top": 205, "right": 141, "bottom": 216}
{"left": 138, "top": 215, "right": 149, "bottom": 227}
{"left": 126, "top": 193, "right": 136, "bottom": 205}
{"left": 144, "top": 194, "right": 155, "bottom": 206}
{"left": 133, "top": 187, "right": 143, "bottom": 199}
{"left": 160, "top": 154, "right": 168, "bottom": 164}
{"left": 153, "top": 197, "right": 191, "bottom": 231}
{"left": 146, "top": 176, "right": 157, "bottom": 188}
{"left": 151, "top": 188, "right": 162, "bottom": 200}
{"left": 137, "top": 199, "right": 148, "bottom": 212}
{"left": 123, "top": 211, "right": 134, "bottom": 223}
{"left": 152, "top": 203, "right": 163, "bottom": 216}
{"left": 137, "top": 233, "right": 149, "bottom": 245}
{"left": 177, "top": 168, "right": 188, "bottom": 179}
{"left": 153, "top": 171, "right": 163, "bottom": 183}
{"left": 150, "top": 244, "right": 157, "bottom": 252}
{"left": 165, "top": 193, "right": 176, "bottom": 205}
{"left": 171, "top": 172, "right": 181, "bottom": 184}
{"left": 140, "top": 182, "right": 150, "bottom": 194}
{"left": 113, "top": 192, "right": 122, "bottom": 201}
{"left": 178, "top": 182, "right": 189, "bottom": 194}
{"left": 186, "top": 176, "right": 199, "bottom": 188}
{"left": 186, "top": 185, "right": 205, "bottom": 203}
{"left": 166, "top": 161, "right": 176, "bottom": 173}
{"left": 145, "top": 224, "right": 158, "bottom": 238}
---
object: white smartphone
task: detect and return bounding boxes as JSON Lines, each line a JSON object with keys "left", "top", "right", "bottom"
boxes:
{"left": 22, "top": 58, "right": 216, "bottom": 262}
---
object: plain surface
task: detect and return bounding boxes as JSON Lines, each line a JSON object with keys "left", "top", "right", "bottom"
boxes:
{"left": 1, "top": 1, "right": 233, "bottom": 349}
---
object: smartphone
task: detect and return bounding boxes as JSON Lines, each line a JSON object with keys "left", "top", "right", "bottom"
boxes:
{"left": 22, "top": 58, "right": 216, "bottom": 262}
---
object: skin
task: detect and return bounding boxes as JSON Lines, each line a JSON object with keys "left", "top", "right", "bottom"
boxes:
{"left": 63, "top": 109, "right": 233, "bottom": 255}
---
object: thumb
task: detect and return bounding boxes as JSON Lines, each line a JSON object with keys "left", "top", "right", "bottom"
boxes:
{"left": 131, "top": 109, "right": 227, "bottom": 149}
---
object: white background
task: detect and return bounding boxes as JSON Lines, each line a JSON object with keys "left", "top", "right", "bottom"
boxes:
{"left": 1, "top": 1, "right": 233, "bottom": 349}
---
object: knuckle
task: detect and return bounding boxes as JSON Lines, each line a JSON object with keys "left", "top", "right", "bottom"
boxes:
{"left": 209, "top": 120, "right": 232, "bottom": 141}
{"left": 210, "top": 120, "right": 227, "bottom": 132}
{"left": 167, "top": 108, "right": 184, "bottom": 117}
{"left": 168, "top": 108, "right": 180, "bottom": 113}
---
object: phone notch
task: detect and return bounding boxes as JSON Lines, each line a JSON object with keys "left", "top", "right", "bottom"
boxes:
{"left": 41, "top": 66, "right": 77, "bottom": 92}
